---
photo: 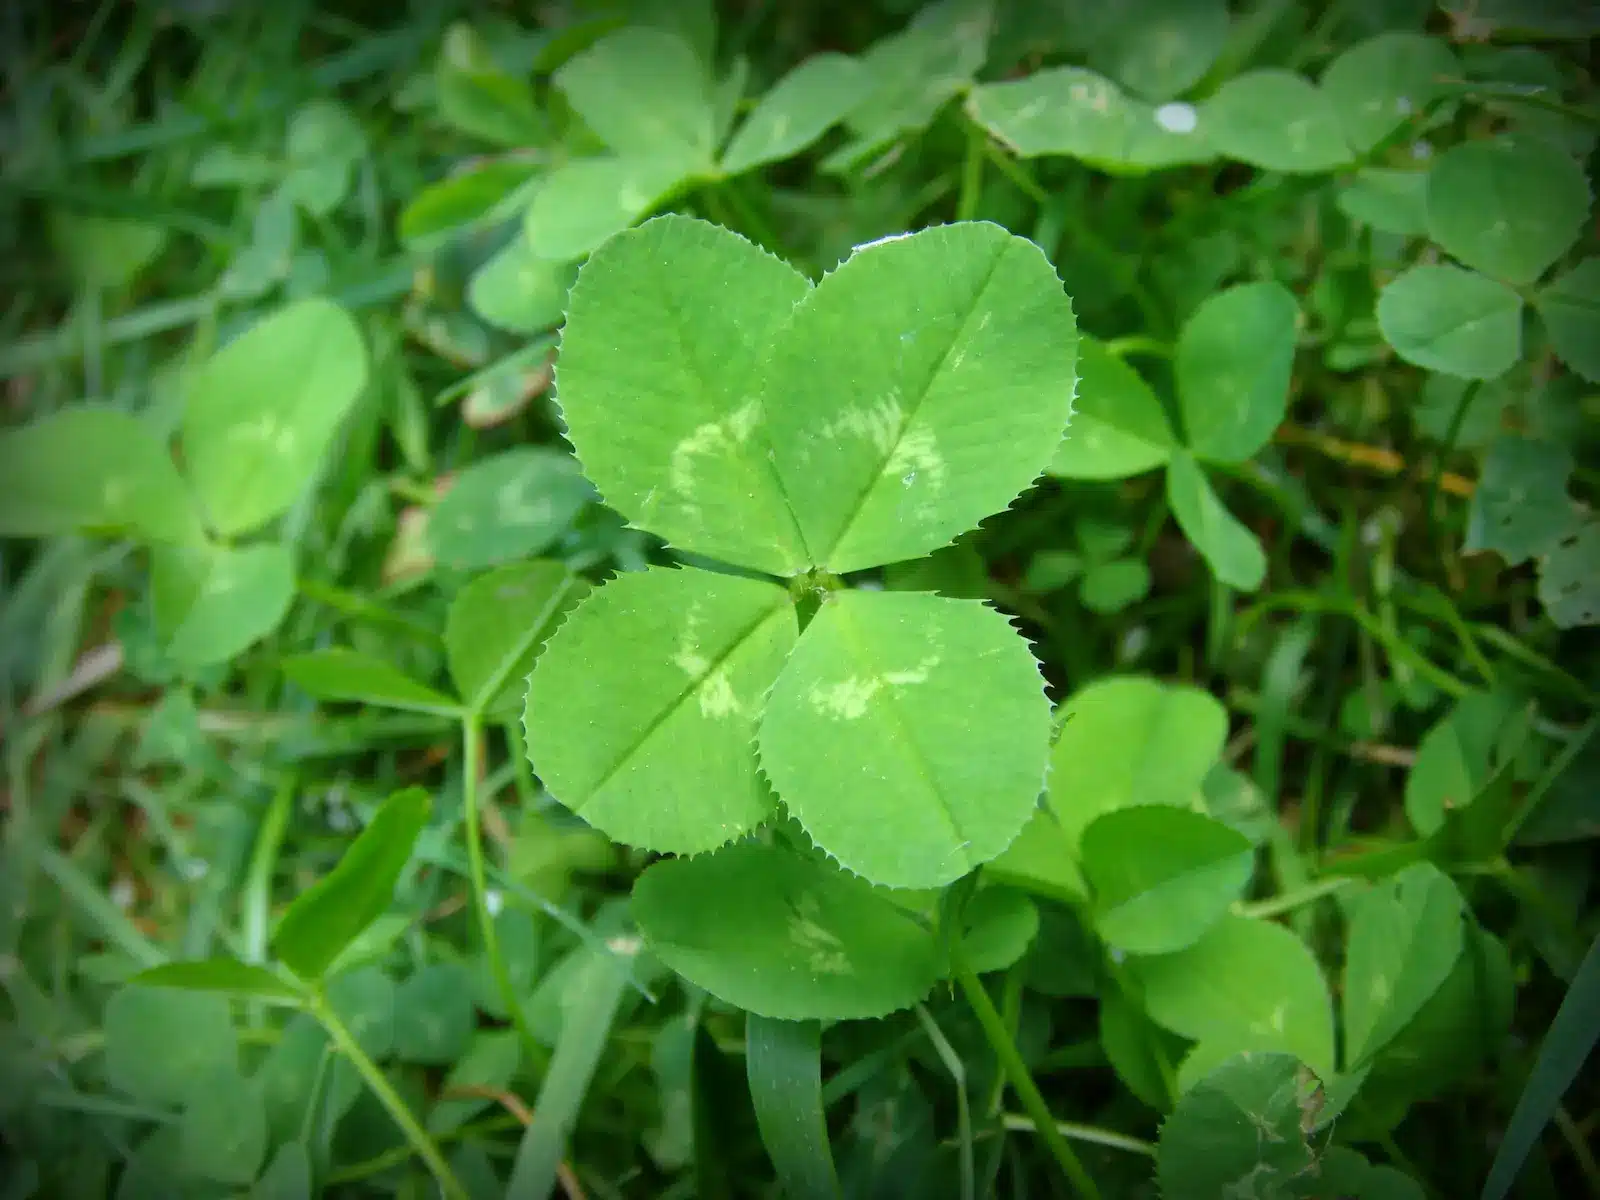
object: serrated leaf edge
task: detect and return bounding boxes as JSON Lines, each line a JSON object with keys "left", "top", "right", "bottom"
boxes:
{"left": 520, "top": 564, "right": 797, "bottom": 858}
{"left": 551, "top": 214, "right": 1079, "bottom": 578}
{"left": 754, "top": 593, "right": 1054, "bottom": 890}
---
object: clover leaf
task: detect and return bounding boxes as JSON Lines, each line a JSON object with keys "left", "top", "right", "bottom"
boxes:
{"left": 553, "top": 216, "right": 814, "bottom": 575}
{"left": 1465, "top": 435, "right": 1579, "bottom": 565}
{"left": 524, "top": 566, "right": 798, "bottom": 856}
{"left": 1048, "top": 338, "right": 1177, "bottom": 480}
{"left": 1085, "top": 0, "right": 1228, "bottom": 103}
{"left": 759, "top": 589, "right": 1051, "bottom": 889}
{"left": 1536, "top": 257, "right": 1600, "bottom": 382}
{"left": 719, "top": 54, "right": 871, "bottom": 176}
{"left": 1425, "top": 135, "right": 1590, "bottom": 287}
{"left": 1081, "top": 805, "right": 1255, "bottom": 955}
{"left": 760, "top": 222, "right": 1078, "bottom": 574}
{"left": 1176, "top": 281, "right": 1299, "bottom": 463}
{"left": 1167, "top": 452, "right": 1267, "bottom": 591}
{"left": 966, "top": 68, "right": 1213, "bottom": 171}
{"left": 0, "top": 406, "right": 200, "bottom": 545}
{"left": 1342, "top": 863, "right": 1466, "bottom": 1068}
{"left": 1377, "top": 264, "right": 1523, "bottom": 380}
{"left": 181, "top": 297, "right": 368, "bottom": 538}
{"left": 1320, "top": 32, "right": 1456, "bottom": 155}
{"left": 632, "top": 841, "right": 942, "bottom": 1021}
{"left": 1156, "top": 1053, "right": 1326, "bottom": 1199}
{"left": 1130, "top": 913, "right": 1337, "bottom": 1082}
{"left": 1201, "top": 69, "right": 1351, "bottom": 173}
{"left": 1046, "top": 674, "right": 1230, "bottom": 847}
{"left": 554, "top": 28, "right": 715, "bottom": 167}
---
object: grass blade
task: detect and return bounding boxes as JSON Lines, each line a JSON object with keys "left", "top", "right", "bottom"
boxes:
{"left": 1483, "top": 932, "right": 1600, "bottom": 1200}
{"left": 915, "top": 1005, "right": 974, "bottom": 1200}
{"left": 506, "top": 942, "right": 638, "bottom": 1199}
{"left": 16, "top": 835, "right": 164, "bottom": 969}
{"left": 747, "top": 1014, "right": 842, "bottom": 1200}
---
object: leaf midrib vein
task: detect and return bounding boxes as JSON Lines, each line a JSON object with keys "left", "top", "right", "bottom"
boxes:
{"left": 469, "top": 575, "right": 580, "bottom": 713}
{"left": 650, "top": 251, "right": 814, "bottom": 570}
{"left": 821, "top": 242, "right": 1011, "bottom": 568}
{"left": 575, "top": 593, "right": 789, "bottom": 807}
{"left": 836, "top": 604, "right": 969, "bottom": 871}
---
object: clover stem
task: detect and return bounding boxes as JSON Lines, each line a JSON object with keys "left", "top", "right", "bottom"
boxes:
{"left": 1237, "top": 875, "right": 1358, "bottom": 920}
{"left": 1100, "top": 954, "right": 1177, "bottom": 1107}
{"left": 1102, "top": 334, "right": 1173, "bottom": 361}
{"left": 957, "top": 117, "right": 985, "bottom": 223}
{"left": 310, "top": 986, "right": 469, "bottom": 1200}
{"left": 1427, "top": 379, "right": 1482, "bottom": 573}
{"left": 461, "top": 713, "right": 543, "bottom": 1064}
{"left": 999, "top": 1114, "right": 1156, "bottom": 1158}
{"left": 1205, "top": 576, "right": 1233, "bottom": 673}
{"left": 789, "top": 569, "right": 844, "bottom": 632}
{"left": 953, "top": 941, "right": 1103, "bottom": 1200}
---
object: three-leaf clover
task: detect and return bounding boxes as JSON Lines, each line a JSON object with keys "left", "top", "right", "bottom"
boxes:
{"left": 1048, "top": 282, "right": 1300, "bottom": 590}
{"left": 1378, "top": 134, "right": 1593, "bottom": 381}
{"left": 1022, "top": 515, "right": 1153, "bottom": 615}
{"left": 526, "top": 28, "right": 870, "bottom": 261}
{"left": 0, "top": 297, "right": 369, "bottom": 668}
{"left": 1464, "top": 436, "right": 1597, "bottom": 629}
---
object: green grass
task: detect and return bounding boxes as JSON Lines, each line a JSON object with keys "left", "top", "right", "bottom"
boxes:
{"left": 0, "top": 2, "right": 1597, "bottom": 1198}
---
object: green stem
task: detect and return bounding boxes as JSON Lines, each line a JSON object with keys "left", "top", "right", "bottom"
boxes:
{"left": 1489, "top": 858, "right": 1586, "bottom": 940}
{"left": 242, "top": 777, "right": 294, "bottom": 960}
{"left": 0, "top": 257, "right": 413, "bottom": 377}
{"left": 1237, "top": 590, "right": 1472, "bottom": 699}
{"left": 702, "top": 178, "right": 788, "bottom": 262}
{"left": 724, "top": 178, "right": 789, "bottom": 257}
{"left": 1554, "top": 1107, "right": 1600, "bottom": 1192}
{"left": 982, "top": 139, "right": 1050, "bottom": 205}
{"left": 310, "top": 989, "right": 468, "bottom": 1200}
{"left": 461, "top": 715, "right": 544, "bottom": 1063}
{"left": 1398, "top": 588, "right": 1496, "bottom": 688}
{"left": 327, "top": 1114, "right": 526, "bottom": 1185}
{"left": 1065, "top": 209, "right": 1168, "bottom": 336}
{"left": 1469, "top": 622, "right": 1597, "bottom": 707}
{"left": 983, "top": 967, "right": 1026, "bottom": 1117}
{"left": 1103, "top": 335, "right": 1173, "bottom": 360}
{"left": 1237, "top": 876, "right": 1356, "bottom": 920}
{"left": 1283, "top": 1, "right": 1345, "bottom": 71}
{"left": 1428, "top": 379, "right": 1480, "bottom": 569}
{"left": 242, "top": 775, "right": 294, "bottom": 1029}
{"left": 698, "top": 185, "right": 739, "bottom": 234}
{"left": 23, "top": 835, "right": 164, "bottom": 969}
{"left": 297, "top": 1043, "right": 336, "bottom": 1148}
{"left": 1205, "top": 576, "right": 1233, "bottom": 676}
{"left": 1504, "top": 713, "right": 1599, "bottom": 845}
{"left": 916, "top": 1005, "right": 975, "bottom": 1200}
{"left": 431, "top": 337, "right": 557, "bottom": 411}
{"left": 1104, "top": 959, "right": 1177, "bottom": 1106}
{"left": 1371, "top": 517, "right": 1410, "bottom": 692}
{"left": 956, "top": 118, "right": 985, "bottom": 222}
{"left": 954, "top": 944, "right": 1102, "bottom": 1200}
{"left": 1194, "top": 0, "right": 1298, "bottom": 97}
{"left": 1376, "top": 1130, "right": 1428, "bottom": 1191}
{"left": 999, "top": 1115, "right": 1157, "bottom": 1158}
